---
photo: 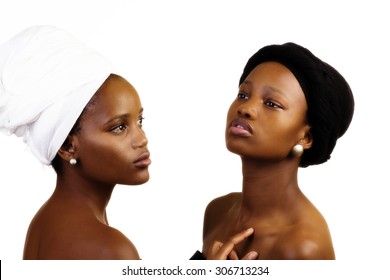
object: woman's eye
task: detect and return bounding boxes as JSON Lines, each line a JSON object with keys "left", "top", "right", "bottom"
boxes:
{"left": 111, "top": 124, "right": 127, "bottom": 133}
{"left": 237, "top": 92, "right": 248, "bottom": 100}
{"left": 137, "top": 116, "right": 144, "bottom": 126}
{"left": 265, "top": 100, "right": 281, "bottom": 109}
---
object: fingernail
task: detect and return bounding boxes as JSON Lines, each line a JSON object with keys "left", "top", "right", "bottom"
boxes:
{"left": 247, "top": 251, "right": 258, "bottom": 260}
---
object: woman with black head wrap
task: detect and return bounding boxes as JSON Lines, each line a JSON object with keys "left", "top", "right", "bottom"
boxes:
{"left": 191, "top": 43, "right": 354, "bottom": 260}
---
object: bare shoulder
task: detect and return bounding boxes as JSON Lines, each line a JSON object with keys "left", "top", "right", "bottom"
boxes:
{"left": 274, "top": 217, "right": 335, "bottom": 260}
{"left": 93, "top": 225, "right": 140, "bottom": 260}
{"left": 25, "top": 211, "right": 140, "bottom": 259}
{"left": 203, "top": 192, "right": 241, "bottom": 238}
{"left": 58, "top": 223, "right": 140, "bottom": 260}
{"left": 204, "top": 192, "right": 241, "bottom": 216}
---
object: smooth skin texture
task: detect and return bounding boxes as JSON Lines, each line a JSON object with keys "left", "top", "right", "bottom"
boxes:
{"left": 23, "top": 75, "right": 150, "bottom": 259}
{"left": 202, "top": 62, "right": 335, "bottom": 260}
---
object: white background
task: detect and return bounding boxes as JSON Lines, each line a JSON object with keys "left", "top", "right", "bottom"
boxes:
{"left": 0, "top": 0, "right": 389, "bottom": 279}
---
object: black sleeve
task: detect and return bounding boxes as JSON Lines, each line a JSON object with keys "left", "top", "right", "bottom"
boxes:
{"left": 190, "top": 250, "right": 206, "bottom": 260}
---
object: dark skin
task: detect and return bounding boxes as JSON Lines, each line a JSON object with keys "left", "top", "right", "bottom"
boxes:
{"left": 203, "top": 62, "right": 335, "bottom": 260}
{"left": 23, "top": 75, "right": 150, "bottom": 259}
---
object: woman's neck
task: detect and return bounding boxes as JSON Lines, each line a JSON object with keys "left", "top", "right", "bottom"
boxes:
{"left": 54, "top": 170, "right": 115, "bottom": 225}
{"left": 238, "top": 157, "right": 302, "bottom": 222}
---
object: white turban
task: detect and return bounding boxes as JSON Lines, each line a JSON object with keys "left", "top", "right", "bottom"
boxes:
{"left": 0, "top": 25, "right": 115, "bottom": 165}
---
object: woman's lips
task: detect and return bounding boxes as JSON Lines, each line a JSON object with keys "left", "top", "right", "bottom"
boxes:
{"left": 133, "top": 152, "right": 151, "bottom": 168}
{"left": 228, "top": 118, "right": 252, "bottom": 137}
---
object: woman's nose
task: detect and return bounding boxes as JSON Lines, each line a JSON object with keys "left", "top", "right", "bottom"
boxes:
{"left": 132, "top": 128, "right": 148, "bottom": 148}
{"left": 237, "top": 102, "right": 257, "bottom": 119}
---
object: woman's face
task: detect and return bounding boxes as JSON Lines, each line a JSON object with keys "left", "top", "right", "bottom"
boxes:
{"left": 226, "top": 61, "right": 311, "bottom": 160}
{"left": 73, "top": 75, "right": 150, "bottom": 186}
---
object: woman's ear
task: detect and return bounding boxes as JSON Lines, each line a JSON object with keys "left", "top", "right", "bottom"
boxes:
{"left": 57, "top": 135, "right": 77, "bottom": 161}
{"left": 300, "top": 125, "right": 313, "bottom": 150}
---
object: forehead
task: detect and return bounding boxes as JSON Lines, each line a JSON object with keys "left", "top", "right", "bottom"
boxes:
{"left": 244, "top": 62, "right": 298, "bottom": 85}
{"left": 99, "top": 75, "right": 139, "bottom": 106}
{"left": 243, "top": 62, "right": 306, "bottom": 102}
{"left": 80, "top": 76, "right": 141, "bottom": 123}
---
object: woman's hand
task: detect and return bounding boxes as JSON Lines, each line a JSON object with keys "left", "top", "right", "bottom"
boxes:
{"left": 206, "top": 228, "right": 258, "bottom": 260}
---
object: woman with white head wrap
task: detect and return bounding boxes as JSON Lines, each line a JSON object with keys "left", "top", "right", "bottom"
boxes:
{"left": 0, "top": 25, "right": 114, "bottom": 164}
{"left": 0, "top": 26, "right": 151, "bottom": 259}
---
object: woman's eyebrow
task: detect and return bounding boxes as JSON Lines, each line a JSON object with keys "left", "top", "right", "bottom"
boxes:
{"left": 263, "top": 85, "right": 286, "bottom": 97}
{"left": 104, "top": 107, "right": 144, "bottom": 125}
{"left": 242, "top": 80, "right": 287, "bottom": 97}
{"left": 104, "top": 114, "right": 130, "bottom": 125}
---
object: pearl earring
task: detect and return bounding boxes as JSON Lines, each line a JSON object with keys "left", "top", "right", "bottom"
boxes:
{"left": 292, "top": 144, "right": 304, "bottom": 157}
{"left": 69, "top": 158, "right": 77, "bottom": 165}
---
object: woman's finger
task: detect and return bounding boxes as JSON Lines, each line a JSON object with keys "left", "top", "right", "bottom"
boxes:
{"left": 241, "top": 251, "right": 258, "bottom": 260}
{"left": 207, "top": 228, "right": 255, "bottom": 259}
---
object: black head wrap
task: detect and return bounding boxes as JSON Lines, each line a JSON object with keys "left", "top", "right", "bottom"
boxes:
{"left": 239, "top": 43, "right": 354, "bottom": 167}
